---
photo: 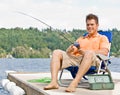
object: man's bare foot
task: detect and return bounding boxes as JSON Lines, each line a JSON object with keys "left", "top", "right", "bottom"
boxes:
{"left": 44, "top": 83, "right": 59, "bottom": 90}
{"left": 65, "top": 86, "right": 76, "bottom": 92}
{"left": 65, "top": 80, "right": 78, "bottom": 92}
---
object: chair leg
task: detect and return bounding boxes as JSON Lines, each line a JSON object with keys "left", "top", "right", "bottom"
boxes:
{"left": 58, "top": 69, "right": 90, "bottom": 88}
{"left": 58, "top": 69, "right": 63, "bottom": 84}
{"left": 97, "top": 61, "right": 102, "bottom": 74}
{"left": 58, "top": 69, "right": 70, "bottom": 87}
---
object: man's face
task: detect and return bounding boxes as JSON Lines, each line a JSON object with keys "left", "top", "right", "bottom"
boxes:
{"left": 86, "top": 19, "right": 99, "bottom": 35}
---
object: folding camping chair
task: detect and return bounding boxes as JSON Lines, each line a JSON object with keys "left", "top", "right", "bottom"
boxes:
{"left": 58, "top": 30, "right": 114, "bottom": 90}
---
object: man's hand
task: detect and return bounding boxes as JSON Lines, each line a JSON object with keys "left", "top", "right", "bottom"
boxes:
{"left": 66, "top": 45, "right": 79, "bottom": 55}
{"left": 66, "top": 45, "right": 74, "bottom": 54}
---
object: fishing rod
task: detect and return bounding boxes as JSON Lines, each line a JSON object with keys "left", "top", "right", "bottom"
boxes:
{"left": 16, "top": 11, "right": 74, "bottom": 44}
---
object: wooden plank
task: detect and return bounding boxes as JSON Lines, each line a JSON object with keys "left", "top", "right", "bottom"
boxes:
{"left": 7, "top": 72, "right": 120, "bottom": 95}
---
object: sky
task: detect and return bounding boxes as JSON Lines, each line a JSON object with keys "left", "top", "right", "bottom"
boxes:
{"left": 0, "top": 0, "right": 120, "bottom": 31}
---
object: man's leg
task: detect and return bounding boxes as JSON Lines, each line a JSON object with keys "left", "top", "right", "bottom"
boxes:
{"left": 44, "top": 49, "right": 63, "bottom": 90}
{"left": 65, "top": 51, "right": 96, "bottom": 92}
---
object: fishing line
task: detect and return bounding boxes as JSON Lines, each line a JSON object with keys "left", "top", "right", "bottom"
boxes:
{"left": 15, "top": 11, "right": 73, "bottom": 44}
{"left": 15, "top": 11, "right": 81, "bottom": 61}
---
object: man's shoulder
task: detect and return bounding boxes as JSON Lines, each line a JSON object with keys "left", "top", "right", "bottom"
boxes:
{"left": 98, "top": 33, "right": 107, "bottom": 38}
{"left": 98, "top": 33, "right": 109, "bottom": 42}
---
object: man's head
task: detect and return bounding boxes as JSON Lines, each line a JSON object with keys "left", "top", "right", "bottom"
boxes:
{"left": 86, "top": 14, "right": 99, "bottom": 35}
{"left": 86, "top": 13, "right": 99, "bottom": 24}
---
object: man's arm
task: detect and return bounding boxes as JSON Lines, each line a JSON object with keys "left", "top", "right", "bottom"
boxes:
{"left": 96, "top": 35, "right": 110, "bottom": 56}
{"left": 66, "top": 45, "right": 85, "bottom": 56}
{"left": 66, "top": 45, "right": 78, "bottom": 55}
{"left": 94, "top": 48, "right": 109, "bottom": 56}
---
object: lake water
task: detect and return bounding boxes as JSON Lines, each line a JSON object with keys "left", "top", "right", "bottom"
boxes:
{"left": 0, "top": 58, "right": 120, "bottom": 95}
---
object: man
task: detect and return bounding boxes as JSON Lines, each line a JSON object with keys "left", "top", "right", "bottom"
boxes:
{"left": 44, "top": 14, "right": 110, "bottom": 92}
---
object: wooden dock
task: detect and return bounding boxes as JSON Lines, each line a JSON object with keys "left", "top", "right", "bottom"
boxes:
{"left": 7, "top": 72, "right": 120, "bottom": 95}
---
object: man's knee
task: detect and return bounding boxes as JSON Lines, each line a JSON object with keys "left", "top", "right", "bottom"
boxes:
{"left": 52, "top": 49, "right": 63, "bottom": 58}
{"left": 84, "top": 51, "right": 99, "bottom": 65}
{"left": 85, "top": 50, "right": 95, "bottom": 55}
{"left": 84, "top": 51, "right": 95, "bottom": 58}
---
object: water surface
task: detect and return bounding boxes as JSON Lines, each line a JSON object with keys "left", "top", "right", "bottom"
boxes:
{"left": 0, "top": 58, "right": 120, "bottom": 95}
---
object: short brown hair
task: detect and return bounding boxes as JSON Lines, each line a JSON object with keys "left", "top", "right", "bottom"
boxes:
{"left": 86, "top": 14, "right": 99, "bottom": 24}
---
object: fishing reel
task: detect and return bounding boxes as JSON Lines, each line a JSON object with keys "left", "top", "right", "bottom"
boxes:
{"left": 73, "top": 42, "right": 80, "bottom": 49}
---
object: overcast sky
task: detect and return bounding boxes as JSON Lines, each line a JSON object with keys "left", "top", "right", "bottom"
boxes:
{"left": 0, "top": 0, "right": 120, "bottom": 30}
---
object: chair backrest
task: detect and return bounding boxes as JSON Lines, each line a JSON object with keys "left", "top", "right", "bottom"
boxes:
{"left": 83, "top": 30, "right": 112, "bottom": 43}
{"left": 98, "top": 30, "right": 112, "bottom": 43}
{"left": 99, "top": 30, "right": 112, "bottom": 57}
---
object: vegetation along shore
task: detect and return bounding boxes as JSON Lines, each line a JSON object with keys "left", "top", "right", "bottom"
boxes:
{"left": 0, "top": 27, "right": 119, "bottom": 58}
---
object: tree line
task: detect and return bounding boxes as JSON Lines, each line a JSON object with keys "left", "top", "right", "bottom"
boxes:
{"left": 0, "top": 27, "right": 119, "bottom": 58}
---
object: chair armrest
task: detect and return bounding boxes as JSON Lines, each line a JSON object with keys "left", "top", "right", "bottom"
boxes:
{"left": 96, "top": 54, "right": 109, "bottom": 61}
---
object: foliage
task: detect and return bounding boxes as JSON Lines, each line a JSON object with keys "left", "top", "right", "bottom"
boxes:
{"left": 0, "top": 27, "right": 119, "bottom": 58}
